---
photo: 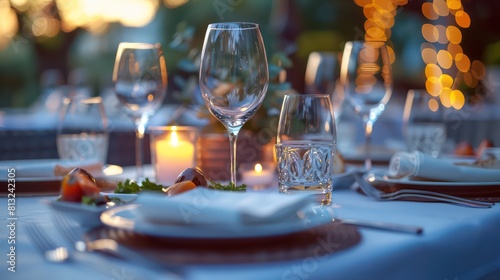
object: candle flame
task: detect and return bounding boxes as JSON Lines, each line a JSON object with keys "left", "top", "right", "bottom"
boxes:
{"left": 254, "top": 163, "right": 263, "bottom": 174}
{"left": 170, "top": 131, "right": 179, "bottom": 147}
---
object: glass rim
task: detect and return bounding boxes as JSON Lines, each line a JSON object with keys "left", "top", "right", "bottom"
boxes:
{"left": 284, "top": 93, "right": 332, "bottom": 99}
{"left": 117, "top": 42, "right": 161, "bottom": 50}
{"left": 148, "top": 126, "right": 198, "bottom": 132}
{"left": 207, "top": 22, "right": 260, "bottom": 30}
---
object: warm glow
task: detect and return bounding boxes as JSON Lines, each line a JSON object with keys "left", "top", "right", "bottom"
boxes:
{"left": 54, "top": 0, "right": 159, "bottom": 34}
{"left": 419, "top": 0, "right": 485, "bottom": 109}
{"left": 428, "top": 98, "right": 439, "bottom": 112}
{"left": 447, "top": 0, "right": 462, "bottom": 10}
{"left": 357, "top": 0, "right": 406, "bottom": 64}
{"left": 425, "top": 63, "right": 442, "bottom": 78}
{"left": 432, "top": 0, "right": 449, "bottom": 17}
{"left": 422, "top": 2, "right": 439, "bottom": 20}
{"left": 439, "top": 74, "right": 453, "bottom": 88}
{"left": 447, "top": 43, "right": 463, "bottom": 58}
{"left": 455, "top": 53, "right": 470, "bottom": 73}
{"left": 163, "top": 0, "right": 189, "bottom": 8}
{"left": 436, "top": 25, "right": 448, "bottom": 44}
{"left": 450, "top": 89, "right": 465, "bottom": 109}
{"left": 10, "top": 0, "right": 30, "bottom": 11}
{"left": 386, "top": 45, "right": 396, "bottom": 64}
{"left": 426, "top": 76, "right": 442, "bottom": 97}
{"left": 455, "top": 11, "right": 471, "bottom": 28}
{"left": 354, "top": 0, "right": 371, "bottom": 6}
{"left": 422, "top": 24, "right": 438, "bottom": 43}
{"left": 421, "top": 47, "right": 438, "bottom": 64}
{"left": 446, "top": 25, "right": 462, "bottom": 44}
{"left": 437, "top": 50, "right": 453, "bottom": 69}
{"left": 154, "top": 127, "right": 195, "bottom": 184}
{"left": 439, "top": 88, "right": 452, "bottom": 108}
{"left": 0, "top": 2, "right": 18, "bottom": 50}
{"left": 169, "top": 128, "right": 179, "bottom": 146}
{"left": 254, "top": 163, "right": 263, "bottom": 174}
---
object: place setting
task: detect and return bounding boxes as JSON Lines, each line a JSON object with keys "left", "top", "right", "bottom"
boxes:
{"left": 346, "top": 86, "right": 500, "bottom": 206}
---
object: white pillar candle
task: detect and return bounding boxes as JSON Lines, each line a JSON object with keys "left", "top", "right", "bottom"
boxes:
{"left": 154, "top": 129, "right": 195, "bottom": 185}
{"left": 241, "top": 163, "right": 274, "bottom": 186}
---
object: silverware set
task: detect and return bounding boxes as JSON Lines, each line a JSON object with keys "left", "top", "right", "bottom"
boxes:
{"left": 25, "top": 214, "right": 184, "bottom": 279}
{"left": 25, "top": 223, "right": 70, "bottom": 263}
{"left": 354, "top": 172, "right": 495, "bottom": 208}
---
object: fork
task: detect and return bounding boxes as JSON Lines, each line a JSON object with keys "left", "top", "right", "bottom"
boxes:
{"left": 25, "top": 222, "right": 70, "bottom": 263}
{"left": 354, "top": 173, "right": 494, "bottom": 208}
{"left": 52, "top": 213, "right": 184, "bottom": 279}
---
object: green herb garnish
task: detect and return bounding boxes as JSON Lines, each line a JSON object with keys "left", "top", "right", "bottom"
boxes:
{"left": 208, "top": 181, "right": 247, "bottom": 191}
{"left": 114, "top": 178, "right": 164, "bottom": 194}
{"left": 81, "top": 196, "right": 94, "bottom": 205}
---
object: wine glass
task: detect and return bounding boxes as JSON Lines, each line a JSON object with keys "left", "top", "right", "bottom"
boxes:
{"left": 304, "top": 51, "right": 344, "bottom": 119}
{"left": 403, "top": 89, "right": 447, "bottom": 157}
{"left": 340, "top": 41, "right": 393, "bottom": 170}
{"left": 199, "top": 22, "right": 269, "bottom": 186}
{"left": 113, "top": 43, "right": 167, "bottom": 180}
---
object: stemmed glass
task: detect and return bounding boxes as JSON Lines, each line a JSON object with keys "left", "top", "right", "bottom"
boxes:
{"left": 113, "top": 43, "right": 167, "bottom": 180}
{"left": 199, "top": 22, "right": 269, "bottom": 186}
{"left": 340, "top": 41, "right": 393, "bottom": 170}
{"left": 304, "top": 52, "right": 344, "bottom": 119}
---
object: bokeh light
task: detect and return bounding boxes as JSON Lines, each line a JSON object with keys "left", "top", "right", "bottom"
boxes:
{"left": 428, "top": 98, "right": 439, "bottom": 112}
{"left": 437, "top": 50, "right": 453, "bottom": 69}
{"left": 432, "top": 0, "right": 449, "bottom": 17}
{"left": 0, "top": 2, "right": 18, "bottom": 49}
{"left": 419, "top": 0, "right": 484, "bottom": 110}
{"left": 422, "top": 2, "right": 439, "bottom": 20}
{"left": 455, "top": 53, "right": 470, "bottom": 73}
{"left": 425, "top": 63, "right": 442, "bottom": 78}
{"left": 455, "top": 11, "right": 471, "bottom": 28}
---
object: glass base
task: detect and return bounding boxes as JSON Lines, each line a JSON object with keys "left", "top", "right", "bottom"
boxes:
{"left": 279, "top": 184, "right": 332, "bottom": 205}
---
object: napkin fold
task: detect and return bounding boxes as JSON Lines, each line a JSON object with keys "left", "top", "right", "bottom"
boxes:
{"left": 0, "top": 159, "right": 104, "bottom": 178}
{"left": 135, "top": 188, "right": 316, "bottom": 226}
{"left": 388, "top": 151, "right": 500, "bottom": 182}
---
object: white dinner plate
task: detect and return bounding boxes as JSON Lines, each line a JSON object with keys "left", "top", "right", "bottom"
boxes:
{"left": 46, "top": 193, "right": 137, "bottom": 227}
{"left": 100, "top": 203, "right": 333, "bottom": 239}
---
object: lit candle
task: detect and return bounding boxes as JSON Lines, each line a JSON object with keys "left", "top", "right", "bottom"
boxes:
{"left": 154, "top": 129, "right": 195, "bottom": 184}
{"left": 241, "top": 163, "right": 275, "bottom": 186}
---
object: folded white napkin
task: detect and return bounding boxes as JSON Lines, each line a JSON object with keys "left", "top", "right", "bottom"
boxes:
{"left": 0, "top": 159, "right": 104, "bottom": 178}
{"left": 388, "top": 151, "right": 500, "bottom": 182}
{"left": 135, "top": 188, "right": 316, "bottom": 226}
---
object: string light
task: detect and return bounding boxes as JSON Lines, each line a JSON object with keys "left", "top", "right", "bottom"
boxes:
{"left": 420, "top": 0, "right": 486, "bottom": 110}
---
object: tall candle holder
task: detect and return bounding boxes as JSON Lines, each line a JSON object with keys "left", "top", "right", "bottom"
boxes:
{"left": 149, "top": 126, "right": 198, "bottom": 185}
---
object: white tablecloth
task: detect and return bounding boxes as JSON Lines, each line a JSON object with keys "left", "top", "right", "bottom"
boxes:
{"left": 1, "top": 185, "right": 500, "bottom": 280}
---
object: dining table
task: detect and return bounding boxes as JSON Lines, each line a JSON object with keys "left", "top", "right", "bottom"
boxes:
{"left": 1, "top": 164, "right": 500, "bottom": 280}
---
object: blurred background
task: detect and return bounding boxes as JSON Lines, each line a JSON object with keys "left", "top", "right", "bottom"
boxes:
{"left": 2, "top": 0, "right": 499, "bottom": 107}
{"left": 1, "top": 0, "right": 499, "bottom": 164}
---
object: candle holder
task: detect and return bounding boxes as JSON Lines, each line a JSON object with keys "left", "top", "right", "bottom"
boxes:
{"left": 239, "top": 162, "right": 276, "bottom": 189}
{"left": 149, "top": 126, "right": 198, "bottom": 185}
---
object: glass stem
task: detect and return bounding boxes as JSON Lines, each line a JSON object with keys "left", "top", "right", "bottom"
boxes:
{"left": 134, "top": 115, "right": 149, "bottom": 181}
{"left": 227, "top": 127, "right": 241, "bottom": 186}
{"left": 363, "top": 116, "right": 374, "bottom": 171}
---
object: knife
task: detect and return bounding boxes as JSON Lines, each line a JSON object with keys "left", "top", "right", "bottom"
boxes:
{"left": 334, "top": 218, "right": 424, "bottom": 235}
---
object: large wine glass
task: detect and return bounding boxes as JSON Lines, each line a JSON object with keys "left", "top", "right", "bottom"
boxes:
{"left": 199, "top": 22, "right": 269, "bottom": 186}
{"left": 113, "top": 43, "right": 167, "bottom": 180}
{"left": 340, "top": 41, "right": 392, "bottom": 170}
